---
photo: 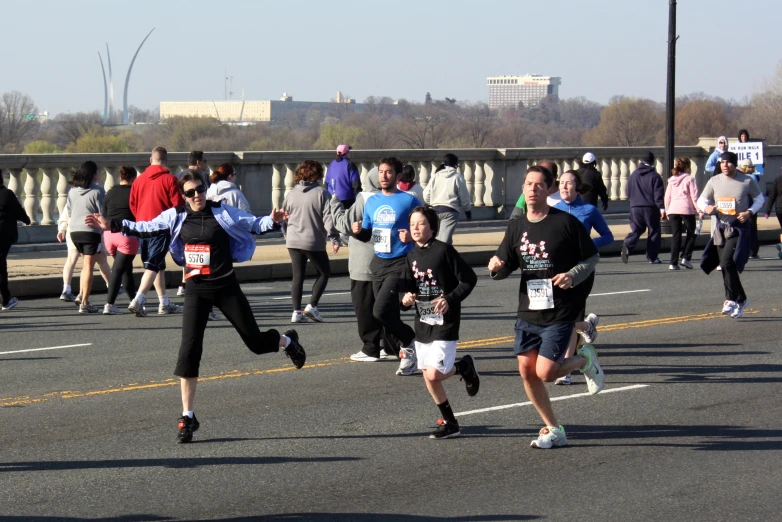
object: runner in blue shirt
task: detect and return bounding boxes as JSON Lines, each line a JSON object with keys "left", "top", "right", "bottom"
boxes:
{"left": 352, "top": 157, "right": 420, "bottom": 375}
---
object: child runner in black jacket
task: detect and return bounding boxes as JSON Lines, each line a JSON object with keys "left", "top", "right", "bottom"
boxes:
{"left": 401, "top": 206, "right": 479, "bottom": 439}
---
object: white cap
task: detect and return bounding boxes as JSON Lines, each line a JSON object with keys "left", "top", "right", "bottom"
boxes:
{"left": 582, "top": 152, "right": 596, "bottom": 164}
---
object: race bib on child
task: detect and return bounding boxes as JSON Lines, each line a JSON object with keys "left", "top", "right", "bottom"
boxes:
{"left": 416, "top": 300, "right": 444, "bottom": 326}
{"left": 184, "top": 244, "right": 211, "bottom": 279}
{"left": 526, "top": 278, "right": 554, "bottom": 310}
{"left": 372, "top": 228, "right": 392, "bottom": 254}
{"left": 716, "top": 196, "right": 737, "bottom": 216}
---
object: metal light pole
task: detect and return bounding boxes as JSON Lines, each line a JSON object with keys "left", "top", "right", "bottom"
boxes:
{"left": 664, "top": 0, "right": 677, "bottom": 181}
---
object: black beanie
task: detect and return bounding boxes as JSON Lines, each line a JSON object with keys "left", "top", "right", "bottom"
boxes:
{"left": 720, "top": 151, "right": 738, "bottom": 164}
{"left": 642, "top": 151, "right": 655, "bottom": 165}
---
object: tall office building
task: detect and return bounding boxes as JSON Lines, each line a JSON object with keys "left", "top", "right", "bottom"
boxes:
{"left": 487, "top": 75, "right": 561, "bottom": 110}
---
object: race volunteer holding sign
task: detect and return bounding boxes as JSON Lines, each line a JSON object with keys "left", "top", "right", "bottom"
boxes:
{"left": 489, "top": 165, "right": 604, "bottom": 450}
{"left": 353, "top": 157, "right": 421, "bottom": 376}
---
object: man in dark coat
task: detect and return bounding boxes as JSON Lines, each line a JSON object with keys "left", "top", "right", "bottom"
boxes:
{"left": 578, "top": 153, "right": 609, "bottom": 211}
{"left": 621, "top": 151, "right": 665, "bottom": 264}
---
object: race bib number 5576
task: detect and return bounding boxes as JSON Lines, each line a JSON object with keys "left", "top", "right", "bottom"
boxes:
{"left": 185, "top": 244, "right": 211, "bottom": 279}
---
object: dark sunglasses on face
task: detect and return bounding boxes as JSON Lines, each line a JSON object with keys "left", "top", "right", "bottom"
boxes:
{"left": 183, "top": 185, "right": 207, "bottom": 198}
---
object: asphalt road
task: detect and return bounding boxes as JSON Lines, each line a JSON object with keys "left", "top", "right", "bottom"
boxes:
{"left": 1, "top": 245, "right": 781, "bottom": 521}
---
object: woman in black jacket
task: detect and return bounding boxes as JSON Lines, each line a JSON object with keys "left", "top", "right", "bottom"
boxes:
{"left": 0, "top": 169, "right": 31, "bottom": 310}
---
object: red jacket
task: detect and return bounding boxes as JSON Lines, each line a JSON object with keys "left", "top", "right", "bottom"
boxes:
{"left": 129, "top": 165, "right": 184, "bottom": 221}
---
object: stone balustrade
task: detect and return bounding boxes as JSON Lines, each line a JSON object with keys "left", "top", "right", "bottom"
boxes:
{"left": 2, "top": 146, "right": 780, "bottom": 223}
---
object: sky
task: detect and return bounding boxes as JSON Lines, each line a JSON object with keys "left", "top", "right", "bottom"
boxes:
{"left": 2, "top": 0, "right": 779, "bottom": 116}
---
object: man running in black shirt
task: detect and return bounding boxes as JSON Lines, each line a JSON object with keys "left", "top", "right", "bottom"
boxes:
{"left": 489, "top": 165, "right": 605, "bottom": 449}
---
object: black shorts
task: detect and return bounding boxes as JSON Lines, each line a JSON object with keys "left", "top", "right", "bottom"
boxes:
{"left": 513, "top": 318, "right": 574, "bottom": 363}
{"left": 140, "top": 234, "right": 170, "bottom": 271}
{"left": 70, "top": 232, "right": 103, "bottom": 256}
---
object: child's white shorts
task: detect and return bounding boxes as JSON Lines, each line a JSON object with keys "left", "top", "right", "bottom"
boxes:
{"left": 415, "top": 340, "right": 457, "bottom": 374}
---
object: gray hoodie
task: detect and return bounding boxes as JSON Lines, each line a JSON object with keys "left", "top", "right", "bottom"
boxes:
{"left": 66, "top": 183, "right": 105, "bottom": 234}
{"left": 282, "top": 181, "right": 339, "bottom": 251}
{"left": 423, "top": 166, "right": 472, "bottom": 212}
{"left": 330, "top": 167, "right": 381, "bottom": 281}
{"left": 206, "top": 180, "right": 251, "bottom": 213}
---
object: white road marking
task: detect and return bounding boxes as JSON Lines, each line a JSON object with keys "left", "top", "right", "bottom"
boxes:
{"left": 455, "top": 384, "right": 650, "bottom": 417}
{"left": 590, "top": 289, "right": 651, "bottom": 297}
{"left": 271, "top": 292, "right": 352, "bottom": 300}
{"left": 0, "top": 343, "right": 92, "bottom": 356}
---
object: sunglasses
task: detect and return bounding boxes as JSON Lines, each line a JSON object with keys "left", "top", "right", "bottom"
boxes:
{"left": 183, "top": 185, "right": 207, "bottom": 198}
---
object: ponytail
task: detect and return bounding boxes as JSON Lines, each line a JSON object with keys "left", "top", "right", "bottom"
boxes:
{"left": 671, "top": 157, "right": 691, "bottom": 177}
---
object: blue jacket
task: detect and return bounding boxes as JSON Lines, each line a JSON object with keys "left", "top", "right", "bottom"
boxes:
{"left": 627, "top": 163, "right": 664, "bottom": 209}
{"left": 116, "top": 201, "right": 277, "bottom": 266}
{"left": 325, "top": 157, "right": 361, "bottom": 201}
{"left": 553, "top": 196, "right": 614, "bottom": 248}
{"left": 705, "top": 150, "right": 722, "bottom": 176}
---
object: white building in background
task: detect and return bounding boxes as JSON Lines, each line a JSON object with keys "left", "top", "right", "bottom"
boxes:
{"left": 160, "top": 92, "right": 360, "bottom": 123}
{"left": 487, "top": 75, "right": 561, "bottom": 110}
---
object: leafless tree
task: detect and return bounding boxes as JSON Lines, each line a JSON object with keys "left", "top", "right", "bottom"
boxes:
{"left": 395, "top": 103, "right": 453, "bottom": 149}
{"left": 459, "top": 102, "right": 496, "bottom": 148}
{"left": 586, "top": 96, "right": 664, "bottom": 146}
{"left": 0, "top": 91, "right": 40, "bottom": 153}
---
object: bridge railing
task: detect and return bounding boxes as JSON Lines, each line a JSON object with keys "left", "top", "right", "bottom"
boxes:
{"left": 2, "top": 146, "right": 780, "bottom": 224}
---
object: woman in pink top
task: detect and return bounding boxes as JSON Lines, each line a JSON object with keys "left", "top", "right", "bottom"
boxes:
{"left": 664, "top": 157, "right": 700, "bottom": 270}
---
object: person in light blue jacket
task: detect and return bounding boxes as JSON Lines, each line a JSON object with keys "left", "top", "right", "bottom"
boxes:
{"left": 86, "top": 170, "right": 307, "bottom": 444}
{"left": 705, "top": 136, "right": 728, "bottom": 178}
{"left": 553, "top": 171, "right": 614, "bottom": 248}
{"left": 552, "top": 170, "right": 609, "bottom": 385}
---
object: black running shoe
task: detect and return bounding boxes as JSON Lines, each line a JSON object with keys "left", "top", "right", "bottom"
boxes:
{"left": 177, "top": 415, "right": 199, "bottom": 444}
{"left": 430, "top": 420, "right": 461, "bottom": 440}
{"left": 283, "top": 329, "right": 306, "bottom": 369}
{"left": 460, "top": 354, "right": 480, "bottom": 397}
{"left": 621, "top": 245, "right": 629, "bottom": 264}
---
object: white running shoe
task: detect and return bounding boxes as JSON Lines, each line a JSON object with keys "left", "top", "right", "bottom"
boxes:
{"left": 379, "top": 348, "right": 398, "bottom": 360}
{"left": 578, "top": 343, "right": 604, "bottom": 394}
{"left": 291, "top": 310, "right": 308, "bottom": 323}
{"left": 74, "top": 293, "right": 83, "bottom": 306}
{"left": 721, "top": 300, "right": 736, "bottom": 315}
{"left": 716, "top": 266, "right": 722, "bottom": 271}
{"left": 177, "top": 286, "right": 186, "bottom": 296}
{"left": 681, "top": 259, "right": 694, "bottom": 269}
{"left": 350, "top": 351, "right": 381, "bottom": 362}
{"left": 580, "top": 313, "right": 599, "bottom": 344}
{"left": 208, "top": 311, "right": 221, "bottom": 321}
{"left": 731, "top": 298, "right": 748, "bottom": 319}
{"left": 158, "top": 302, "right": 181, "bottom": 315}
{"left": 60, "top": 291, "right": 76, "bottom": 302}
{"left": 79, "top": 303, "right": 99, "bottom": 314}
{"left": 103, "top": 303, "right": 121, "bottom": 315}
{"left": 669, "top": 264, "right": 680, "bottom": 271}
{"left": 303, "top": 304, "right": 324, "bottom": 323}
{"left": 128, "top": 294, "right": 146, "bottom": 317}
{"left": 554, "top": 374, "right": 572, "bottom": 385}
{"left": 395, "top": 345, "right": 418, "bottom": 376}
{"left": 1, "top": 297, "right": 19, "bottom": 311}
{"left": 530, "top": 425, "right": 567, "bottom": 449}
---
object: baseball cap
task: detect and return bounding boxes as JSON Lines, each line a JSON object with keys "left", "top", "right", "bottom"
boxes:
{"left": 336, "top": 144, "right": 351, "bottom": 155}
{"left": 582, "top": 152, "right": 596, "bottom": 164}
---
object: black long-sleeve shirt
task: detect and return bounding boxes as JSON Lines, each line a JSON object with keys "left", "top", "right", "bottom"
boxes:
{"left": 404, "top": 239, "right": 477, "bottom": 343}
{"left": 102, "top": 185, "right": 136, "bottom": 222}
{"left": 0, "top": 186, "right": 31, "bottom": 243}
{"left": 764, "top": 176, "right": 782, "bottom": 215}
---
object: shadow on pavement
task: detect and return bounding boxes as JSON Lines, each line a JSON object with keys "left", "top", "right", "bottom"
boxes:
{"left": 0, "top": 513, "right": 540, "bottom": 522}
{"left": 569, "top": 424, "right": 782, "bottom": 451}
{"left": 606, "top": 363, "right": 782, "bottom": 383}
{"left": 0, "top": 518, "right": 171, "bottom": 522}
{"left": 0, "top": 456, "right": 360, "bottom": 473}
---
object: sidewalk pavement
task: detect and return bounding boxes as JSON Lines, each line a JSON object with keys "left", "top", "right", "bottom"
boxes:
{"left": 5, "top": 219, "right": 781, "bottom": 299}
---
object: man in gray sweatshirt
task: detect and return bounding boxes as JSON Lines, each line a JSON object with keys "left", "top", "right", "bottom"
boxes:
{"left": 330, "top": 167, "right": 392, "bottom": 361}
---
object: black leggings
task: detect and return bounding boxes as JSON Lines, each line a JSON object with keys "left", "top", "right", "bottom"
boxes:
{"left": 668, "top": 214, "right": 697, "bottom": 265}
{"left": 107, "top": 252, "right": 137, "bottom": 305}
{"left": 288, "top": 248, "right": 330, "bottom": 311}
{"left": 370, "top": 256, "right": 415, "bottom": 349}
{"left": 0, "top": 238, "right": 11, "bottom": 306}
{"left": 175, "top": 273, "right": 280, "bottom": 378}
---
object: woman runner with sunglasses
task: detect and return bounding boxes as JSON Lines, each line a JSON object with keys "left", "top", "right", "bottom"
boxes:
{"left": 86, "top": 170, "right": 306, "bottom": 443}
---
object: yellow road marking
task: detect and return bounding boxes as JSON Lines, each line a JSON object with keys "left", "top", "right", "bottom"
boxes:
{"left": 0, "top": 309, "right": 763, "bottom": 408}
